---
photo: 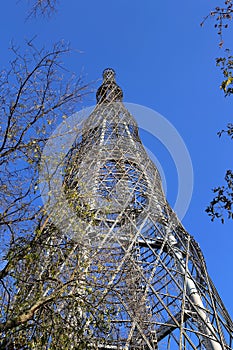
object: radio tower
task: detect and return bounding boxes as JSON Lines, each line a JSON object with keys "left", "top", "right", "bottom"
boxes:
{"left": 65, "top": 69, "right": 233, "bottom": 349}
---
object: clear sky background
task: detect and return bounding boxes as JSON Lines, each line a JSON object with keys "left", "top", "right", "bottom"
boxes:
{"left": 1, "top": 1, "right": 233, "bottom": 317}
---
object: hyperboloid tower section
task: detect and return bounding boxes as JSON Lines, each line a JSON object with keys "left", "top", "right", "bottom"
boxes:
{"left": 65, "top": 69, "right": 233, "bottom": 349}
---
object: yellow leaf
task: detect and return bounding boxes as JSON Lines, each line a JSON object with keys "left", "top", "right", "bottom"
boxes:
{"left": 224, "top": 76, "right": 233, "bottom": 91}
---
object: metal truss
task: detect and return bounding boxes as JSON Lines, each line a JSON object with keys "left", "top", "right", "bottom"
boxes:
{"left": 64, "top": 68, "right": 233, "bottom": 349}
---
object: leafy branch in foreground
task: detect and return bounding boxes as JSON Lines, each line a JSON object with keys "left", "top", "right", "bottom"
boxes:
{"left": 202, "top": 2, "right": 233, "bottom": 222}
{"left": 201, "top": 2, "right": 233, "bottom": 96}
{"left": 206, "top": 170, "right": 233, "bottom": 222}
{"left": 1, "top": 220, "right": 113, "bottom": 349}
{"left": 0, "top": 39, "right": 104, "bottom": 348}
{"left": 201, "top": 1, "right": 233, "bottom": 48}
{"left": 0, "top": 39, "right": 89, "bottom": 241}
{"left": 217, "top": 122, "right": 233, "bottom": 138}
{"left": 216, "top": 50, "right": 233, "bottom": 96}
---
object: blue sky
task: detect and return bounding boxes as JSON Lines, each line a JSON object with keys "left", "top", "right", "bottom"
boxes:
{"left": 1, "top": 1, "right": 233, "bottom": 316}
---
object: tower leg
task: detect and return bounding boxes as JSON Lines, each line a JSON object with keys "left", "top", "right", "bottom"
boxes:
{"left": 170, "top": 234, "right": 223, "bottom": 350}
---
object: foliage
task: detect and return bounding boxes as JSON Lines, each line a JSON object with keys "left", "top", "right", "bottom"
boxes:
{"left": 216, "top": 50, "right": 233, "bottom": 96}
{"left": 0, "top": 39, "right": 88, "bottom": 251}
{"left": 1, "top": 221, "right": 112, "bottom": 349}
{"left": 206, "top": 170, "right": 233, "bottom": 222}
{"left": 201, "top": 1, "right": 233, "bottom": 48}
{"left": 201, "top": 1, "right": 233, "bottom": 95}
{"left": 202, "top": 1, "right": 233, "bottom": 222}
{"left": 0, "top": 39, "right": 114, "bottom": 348}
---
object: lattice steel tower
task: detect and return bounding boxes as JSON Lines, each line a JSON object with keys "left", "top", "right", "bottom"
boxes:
{"left": 65, "top": 69, "right": 233, "bottom": 349}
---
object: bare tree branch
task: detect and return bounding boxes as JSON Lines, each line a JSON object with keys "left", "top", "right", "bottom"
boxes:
{"left": 26, "top": 0, "right": 59, "bottom": 18}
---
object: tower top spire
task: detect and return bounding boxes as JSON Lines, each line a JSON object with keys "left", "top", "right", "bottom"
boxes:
{"left": 102, "top": 68, "right": 116, "bottom": 82}
{"left": 96, "top": 68, "right": 123, "bottom": 104}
